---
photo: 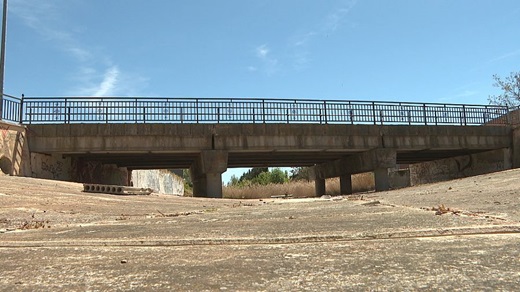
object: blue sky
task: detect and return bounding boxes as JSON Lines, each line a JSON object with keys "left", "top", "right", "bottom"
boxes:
{"left": 4, "top": 0, "right": 520, "bottom": 183}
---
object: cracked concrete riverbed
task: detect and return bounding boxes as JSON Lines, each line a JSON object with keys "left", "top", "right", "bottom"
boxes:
{"left": 1, "top": 170, "right": 520, "bottom": 290}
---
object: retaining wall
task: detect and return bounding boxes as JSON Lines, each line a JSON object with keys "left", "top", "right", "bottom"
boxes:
{"left": 0, "top": 122, "right": 31, "bottom": 176}
{"left": 410, "top": 148, "right": 511, "bottom": 185}
{"left": 132, "top": 169, "right": 184, "bottom": 195}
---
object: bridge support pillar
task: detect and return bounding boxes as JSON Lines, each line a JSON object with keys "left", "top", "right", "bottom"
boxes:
{"left": 374, "top": 167, "right": 390, "bottom": 192}
{"left": 340, "top": 174, "right": 353, "bottom": 195}
{"left": 315, "top": 177, "right": 326, "bottom": 197}
{"left": 312, "top": 148, "right": 396, "bottom": 195}
{"left": 190, "top": 150, "right": 228, "bottom": 198}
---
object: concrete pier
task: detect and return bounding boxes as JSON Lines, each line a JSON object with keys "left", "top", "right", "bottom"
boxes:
{"left": 340, "top": 175, "right": 353, "bottom": 195}
{"left": 312, "top": 148, "right": 397, "bottom": 196}
{"left": 190, "top": 150, "right": 228, "bottom": 198}
{"left": 374, "top": 167, "right": 390, "bottom": 192}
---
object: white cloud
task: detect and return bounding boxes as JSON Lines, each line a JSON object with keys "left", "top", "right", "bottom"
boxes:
{"left": 454, "top": 90, "right": 478, "bottom": 98}
{"left": 288, "top": 1, "right": 358, "bottom": 70}
{"left": 74, "top": 66, "right": 149, "bottom": 97}
{"left": 256, "top": 44, "right": 270, "bottom": 59}
{"left": 323, "top": 0, "right": 358, "bottom": 33}
{"left": 11, "top": 0, "right": 90, "bottom": 62}
{"left": 93, "top": 66, "right": 119, "bottom": 97}
{"left": 10, "top": 0, "right": 147, "bottom": 96}
{"left": 487, "top": 49, "right": 520, "bottom": 64}
{"left": 252, "top": 44, "right": 279, "bottom": 75}
{"left": 293, "top": 32, "right": 316, "bottom": 47}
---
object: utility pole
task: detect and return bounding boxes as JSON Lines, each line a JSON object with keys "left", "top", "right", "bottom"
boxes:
{"left": 0, "top": 0, "right": 7, "bottom": 120}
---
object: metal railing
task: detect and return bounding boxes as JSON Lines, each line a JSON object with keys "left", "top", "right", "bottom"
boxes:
{"left": 1, "top": 94, "right": 22, "bottom": 123}
{"left": 2, "top": 95, "right": 510, "bottom": 126}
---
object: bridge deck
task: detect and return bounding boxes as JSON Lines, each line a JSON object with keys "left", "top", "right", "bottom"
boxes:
{"left": 27, "top": 123, "right": 511, "bottom": 169}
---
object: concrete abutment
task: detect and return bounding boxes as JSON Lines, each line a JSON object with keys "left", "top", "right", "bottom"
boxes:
{"left": 409, "top": 148, "right": 512, "bottom": 185}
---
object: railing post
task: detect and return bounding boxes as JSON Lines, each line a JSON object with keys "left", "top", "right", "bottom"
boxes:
{"left": 423, "top": 104, "right": 427, "bottom": 125}
{"left": 134, "top": 98, "right": 138, "bottom": 123}
{"left": 349, "top": 102, "right": 353, "bottom": 125}
{"left": 18, "top": 94, "right": 24, "bottom": 124}
{"left": 64, "top": 98, "right": 69, "bottom": 124}
{"left": 462, "top": 105, "right": 467, "bottom": 126}
{"left": 262, "top": 99, "right": 266, "bottom": 123}
{"left": 372, "top": 102, "right": 376, "bottom": 125}
{"left": 323, "top": 101, "right": 328, "bottom": 124}
{"left": 196, "top": 99, "right": 199, "bottom": 123}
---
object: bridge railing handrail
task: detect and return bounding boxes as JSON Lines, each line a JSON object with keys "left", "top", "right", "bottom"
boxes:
{"left": 1, "top": 93, "right": 23, "bottom": 123}
{"left": 6, "top": 95, "right": 511, "bottom": 126}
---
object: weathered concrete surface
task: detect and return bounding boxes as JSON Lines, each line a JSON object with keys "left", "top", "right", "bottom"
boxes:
{"left": 512, "top": 126, "right": 520, "bottom": 167}
{"left": 313, "top": 148, "right": 397, "bottom": 179}
{"left": 0, "top": 121, "right": 30, "bottom": 176}
{"left": 1, "top": 169, "right": 520, "bottom": 290}
{"left": 190, "top": 150, "right": 228, "bottom": 198}
{"left": 132, "top": 169, "right": 184, "bottom": 195}
{"left": 388, "top": 168, "right": 411, "bottom": 189}
{"left": 71, "top": 159, "right": 130, "bottom": 185}
{"left": 23, "top": 123, "right": 513, "bottom": 197}
{"left": 0, "top": 122, "right": 129, "bottom": 185}
{"left": 26, "top": 124, "right": 511, "bottom": 168}
{"left": 410, "top": 148, "right": 511, "bottom": 185}
{"left": 313, "top": 148, "right": 397, "bottom": 194}
{"left": 30, "top": 152, "right": 71, "bottom": 180}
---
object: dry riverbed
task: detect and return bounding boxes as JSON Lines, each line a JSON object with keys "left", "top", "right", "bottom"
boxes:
{"left": 1, "top": 170, "right": 520, "bottom": 290}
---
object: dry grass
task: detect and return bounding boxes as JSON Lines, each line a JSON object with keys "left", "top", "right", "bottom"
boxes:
{"left": 223, "top": 172, "right": 375, "bottom": 199}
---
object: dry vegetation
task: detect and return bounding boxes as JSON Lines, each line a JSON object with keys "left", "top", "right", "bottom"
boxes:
{"left": 223, "top": 172, "right": 375, "bottom": 199}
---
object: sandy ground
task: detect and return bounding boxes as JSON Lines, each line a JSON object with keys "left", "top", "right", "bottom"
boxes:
{"left": 1, "top": 170, "right": 520, "bottom": 290}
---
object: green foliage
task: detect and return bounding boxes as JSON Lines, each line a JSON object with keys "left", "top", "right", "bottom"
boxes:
{"left": 489, "top": 72, "right": 520, "bottom": 107}
{"left": 239, "top": 167, "right": 268, "bottom": 182}
{"left": 290, "top": 167, "right": 312, "bottom": 181}
{"left": 268, "top": 168, "right": 289, "bottom": 184}
{"left": 229, "top": 174, "right": 240, "bottom": 186}
{"left": 182, "top": 169, "right": 193, "bottom": 190}
{"left": 228, "top": 167, "right": 289, "bottom": 187}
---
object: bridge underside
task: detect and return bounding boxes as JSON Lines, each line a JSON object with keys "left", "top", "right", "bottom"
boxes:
{"left": 62, "top": 149, "right": 494, "bottom": 170}
{"left": 26, "top": 123, "right": 512, "bottom": 197}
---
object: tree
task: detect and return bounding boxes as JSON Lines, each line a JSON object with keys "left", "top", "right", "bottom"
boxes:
{"left": 228, "top": 167, "right": 289, "bottom": 187}
{"left": 268, "top": 168, "right": 289, "bottom": 184}
{"left": 290, "top": 167, "right": 312, "bottom": 181}
{"left": 239, "top": 167, "right": 268, "bottom": 182}
{"left": 228, "top": 175, "right": 240, "bottom": 186}
{"left": 488, "top": 71, "right": 520, "bottom": 108}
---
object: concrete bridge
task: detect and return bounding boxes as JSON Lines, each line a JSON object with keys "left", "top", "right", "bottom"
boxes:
{"left": 0, "top": 95, "right": 517, "bottom": 197}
